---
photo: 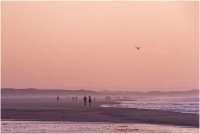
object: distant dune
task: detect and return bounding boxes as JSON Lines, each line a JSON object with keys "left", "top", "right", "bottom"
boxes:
{"left": 1, "top": 88, "right": 199, "bottom": 97}
{"left": 1, "top": 88, "right": 97, "bottom": 96}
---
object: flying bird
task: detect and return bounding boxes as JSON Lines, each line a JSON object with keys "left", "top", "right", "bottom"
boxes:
{"left": 135, "top": 46, "right": 140, "bottom": 50}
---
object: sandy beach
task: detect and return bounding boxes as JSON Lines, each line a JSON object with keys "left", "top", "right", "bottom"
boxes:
{"left": 2, "top": 121, "right": 199, "bottom": 133}
{"left": 1, "top": 97, "right": 199, "bottom": 133}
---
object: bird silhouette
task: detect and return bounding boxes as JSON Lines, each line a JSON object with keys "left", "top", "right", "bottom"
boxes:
{"left": 135, "top": 46, "right": 140, "bottom": 50}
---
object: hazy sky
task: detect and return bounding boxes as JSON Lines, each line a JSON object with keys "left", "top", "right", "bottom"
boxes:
{"left": 2, "top": 1, "right": 199, "bottom": 91}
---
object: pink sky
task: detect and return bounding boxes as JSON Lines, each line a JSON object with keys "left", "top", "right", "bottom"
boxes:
{"left": 2, "top": 1, "right": 199, "bottom": 91}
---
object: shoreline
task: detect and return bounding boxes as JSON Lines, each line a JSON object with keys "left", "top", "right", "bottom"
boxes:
{"left": 2, "top": 99, "right": 199, "bottom": 127}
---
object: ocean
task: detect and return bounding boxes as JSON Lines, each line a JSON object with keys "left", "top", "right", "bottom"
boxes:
{"left": 101, "top": 97, "right": 199, "bottom": 114}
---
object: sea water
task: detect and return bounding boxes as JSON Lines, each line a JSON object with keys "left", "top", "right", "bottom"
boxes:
{"left": 101, "top": 97, "right": 199, "bottom": 114}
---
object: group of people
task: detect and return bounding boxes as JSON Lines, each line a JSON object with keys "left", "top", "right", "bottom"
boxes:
{"left": 72, "top": 96, "right": 78, "bottom": 102}
{"left": 105, "top": 96, "right": 128, "bottom": 101}
{"left": 83, "top": 96, "right": 92, "bottom": 107}
{"left": 105, "top": 96, "right": 111, "bottom": 100}
{"left": 56, "top": 96, "right": 94, "bottom": 107}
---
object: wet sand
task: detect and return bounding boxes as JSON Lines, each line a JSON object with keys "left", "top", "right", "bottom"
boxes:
{"left": 1, "top": 97, "right": 199, "bottom": 133}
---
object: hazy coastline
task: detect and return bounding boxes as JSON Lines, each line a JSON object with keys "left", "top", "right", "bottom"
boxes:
{"left": 2, "top": 88, "right": 198, "bottom": 97}
{"left": 1, "top": 88, "right": 199, "bottom": 133}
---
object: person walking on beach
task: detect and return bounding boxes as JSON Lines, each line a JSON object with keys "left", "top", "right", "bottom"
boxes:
{"left": 56, "top": 96, "right": 59, "bottom": 102}
{"left": 83, "top": 96, "right": 87, "bottom": 107}
{"left": 88, "top": 96, "right": 92, "bottom": 106}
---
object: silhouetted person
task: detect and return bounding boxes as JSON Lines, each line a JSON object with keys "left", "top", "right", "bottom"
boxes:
{"left": 83, "top": 96, "right": 87, "bottom": 107}
{"left": 88, "top": 96, "right": 92, "bottom": 106}
{"left": 94, "top": 97, "right": 96, "bottom": 102}
{"left": 56, "top": 96, "right": 59, "bottom": 102}
{"left": 75, "top": 96, "right": 77, "bottom": 101}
